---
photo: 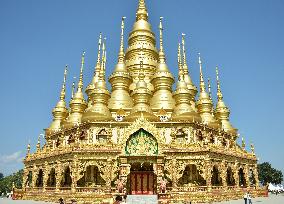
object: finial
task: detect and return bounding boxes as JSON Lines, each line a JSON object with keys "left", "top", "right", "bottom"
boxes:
{"left": 71, "top": 78, "right": 76, "bottom": 99}
{"left": 159, "top": 17, "right": 164, "bottom": 53}
{"left": 251, "top": 143, "right": 255, "bottom": 154}
{"left": 36, "top": 134, "right": 41, "bottom": 151}
{"left": 178, "top": 43, "right": 183, "bottom": 80}
{"left": 26, "top": 143, "right": 31, "bottom": 156}
{"left": 216, "top": 66, "right": 223, "bottom": 100}
{"left": 100, "top": 38, "right": 106, "bottom": 79}
{"left": 208, "top": 77, "right": 212, "bottom": 100}
{"left": 136, "top": 0, "right": 148, "bottom": 21}
{"left": 118, "top": 17, "right": 126, "bottom": 63}
{"left": 198, "top": 53, "right": 206, "bottom": 92}
{"left": 96, "top": 33, "right": 102, "bottom": 69}
{"left": 181, "top": 33, "right": 188, "bottom": 67}
{"left": 59, "top": 66, "right": 68, "bottom": 101}
{"left": 77, "top": 51, "right": 85, "bottom": 91}
{"left": 242, "top": 137, "right": 245, "bottom": 150}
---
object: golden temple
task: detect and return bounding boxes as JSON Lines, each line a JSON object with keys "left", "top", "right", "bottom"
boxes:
{"left": 17, "top": 0, "right": 266, "bottom": 203}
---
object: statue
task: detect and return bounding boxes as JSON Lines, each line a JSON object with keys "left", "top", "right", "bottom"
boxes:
{"left": 159, "top": 179, "right": 167, "bottom": 193}
{"left": 116, "top": 179, "right": 124, "bottom": 193}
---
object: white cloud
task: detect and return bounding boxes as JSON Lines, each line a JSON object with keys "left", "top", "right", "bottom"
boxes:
{"left": 0, "top": 151, "right": 23, "bottom": 164}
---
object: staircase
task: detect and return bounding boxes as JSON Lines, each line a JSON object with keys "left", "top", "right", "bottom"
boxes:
{"left": 126, "top": 195, "right": 158, "bottom": 204}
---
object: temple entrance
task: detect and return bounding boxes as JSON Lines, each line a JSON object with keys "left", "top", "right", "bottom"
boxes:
{"left": 129, "top": 162, "right": 155, "bottom": 195}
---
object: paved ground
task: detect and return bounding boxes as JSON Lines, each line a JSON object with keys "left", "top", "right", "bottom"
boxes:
{"left": 0, "top": 194, "right": 284, "bottom": 203}
{"left": 213, "top": 193, "right": 284, "bottom": 204}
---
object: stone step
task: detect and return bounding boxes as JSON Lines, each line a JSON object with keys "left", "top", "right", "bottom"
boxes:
{"left": 126, "top": 195, "right": 158, "bottom": 204}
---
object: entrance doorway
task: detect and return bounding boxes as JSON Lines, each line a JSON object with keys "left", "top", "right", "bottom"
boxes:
{"left": 129, "top": 162, "right": 155, "bottom": 195}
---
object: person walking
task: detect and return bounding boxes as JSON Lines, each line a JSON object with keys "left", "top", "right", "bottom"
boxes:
{"left": 247, "top": 192, "right": 252, "bottom": 204}
{"left": 243, "top": 192, "right": 248, "bottom": 204}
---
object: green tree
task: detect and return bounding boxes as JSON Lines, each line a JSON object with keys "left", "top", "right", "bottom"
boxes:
{"left": 0, "top": 173, "right": 3, "bottom": 180}
{"left": 0, "top": 169, "right": 23, "bottom": 195}
{"left": 258, "top": 162, "right": 283, "bottom": 185}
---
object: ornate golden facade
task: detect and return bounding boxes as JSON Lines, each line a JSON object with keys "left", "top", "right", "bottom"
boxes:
{"left": 19, "top": 0, "right": 265, "bottom": 203}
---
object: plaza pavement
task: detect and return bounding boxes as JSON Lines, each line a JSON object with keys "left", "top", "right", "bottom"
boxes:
{"left": 0, "top": 193, "right": 284, "bottom": 204}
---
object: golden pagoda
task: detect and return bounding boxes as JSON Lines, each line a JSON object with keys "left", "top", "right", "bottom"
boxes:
{"left": 18, "top": 0, "right": 266, "bottom": 203}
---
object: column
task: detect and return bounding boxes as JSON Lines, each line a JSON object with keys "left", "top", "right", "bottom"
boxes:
{"left": 43, "top": 167, "right": 49, "bottom": 192}
{"left": 205, "top": 162, "right": 212, "bottom": 192}
{"left": 55, "top": 164, "right": 62, "bottom": 192}
{"left": 244, "top": 165, "right": 250, "bottom": 188}
{"left": 253, "top": 165, "right": 260, "bottom": 189}
{"left": 171, "top": 159, "right": 178, "bottom": 191}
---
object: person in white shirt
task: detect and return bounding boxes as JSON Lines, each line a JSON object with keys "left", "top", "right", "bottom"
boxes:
{"left": 247, "top": 192, "right": 252, "bottom": 204}
{"left": 243, "top": 192, "right": 248, "bottom": 204}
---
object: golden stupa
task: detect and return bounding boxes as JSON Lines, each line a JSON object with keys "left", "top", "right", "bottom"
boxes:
{"left": 17, "top": 0, "right": 266, "bottom": 203}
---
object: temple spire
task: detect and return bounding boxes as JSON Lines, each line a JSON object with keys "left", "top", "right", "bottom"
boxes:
{"left": 181, "top": 34, "right": 197, "bottom": 100}
{"left": 150, "top": 16, "right": 175, "bottom": 111}
{"left": 47, "top": 67, "right": 69, "bottom": 133}
{"left": 65, "top": 52, "right": 87, "bottom": 127}
{"left": 71, "top": 80, "right": 75, "bottom": 99}
{"left": 136, "top": 0, "right": 148, "bottom": 21}
{"left": 216, "top": 66, "right": 223, "bottom": 101}
{"left": 60, "top": 66, "right": 68, "bottom": 101}
{"left": 208, "top": 77, "right": 212, "bottom": 100}
{"left": 118, "top": 17, "right": 126, "bottom": 63}
{"left": 198, "top": 53, "right": 206, "bottom": 92}
{"left": 214, "top": 66, "right": 237, "bottom": 134}
{"left": 99, "top": 38, "right": 106, "bottom": 81}
{"left": 182, "top": 34, "right": 188, "bottom": 69}
{"left": 178, "top": 43, "right": 183, "bottom": 80}
{"left": 108, "top": 18, "right": 133, "bottom": 112}
{"left": 159, "top": 17, "right": 164, "bottom": 56}
{"left": 96, "top": 33, "right": 102, "bottom": 74}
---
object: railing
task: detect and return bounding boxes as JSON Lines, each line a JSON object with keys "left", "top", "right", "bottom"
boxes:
{"left": 76, "top": 186, "right": 106, "bottom": 193}
{"left": 59, "top": 187, "right": 71, "bottom": 191}
{"left": 45, "top": 187, "right": 56, "bottom": 191}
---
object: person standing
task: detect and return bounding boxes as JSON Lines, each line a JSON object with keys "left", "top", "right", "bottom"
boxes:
{"left": 247, "top": 192, "right": 252, "bottom": 204}
{"left": 243, "top": 192, "right": 248, "bottom": 204}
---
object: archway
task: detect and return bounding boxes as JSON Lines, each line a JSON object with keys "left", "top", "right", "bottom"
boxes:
{"left": 77, "top": 165, "right": 105, "bottom": 187}
{"left": 178, "top": 164, "right": 206, "bottom": 186}
{"left": 226, "top": 167, "right": 235, "bottom": 186}
{"left": 47, "top": 168, "right": 56, "bottom": 187}
{"left": 35, "top": 169, "right": 43, "bottom": 187}
{"left": 211, "top": 165, "right": 222, "bottom": 186}
{"left": 125, "top": 129, "right": 158, "bottom": 156}
{"left": 238, "top": 168, "right": 246, "bottom": 187}
{"left": 61, "top": 166, "right": 72, "bottom": 187}
{"left": 127, "top": 162, "right": 156, "bottom": 195}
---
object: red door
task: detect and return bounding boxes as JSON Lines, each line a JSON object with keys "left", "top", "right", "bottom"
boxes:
{"left": 130, "top": 172, "right": 154, "bottom": 195}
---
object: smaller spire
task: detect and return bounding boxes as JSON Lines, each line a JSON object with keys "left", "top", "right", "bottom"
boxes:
{"left": 36, "top": 134, "right": 41, "bottom": 152}
{"left": 250, "top": 143, "right": 255, "bottom": 154}
{"left": 208, "top": 77, "right": 212, "bottom": 100}
{"left": 100, "top": 38, "right": 106, "bottom": 79}
{"left": 118, "top": 17, "right": 126, "bottom": 63}
{"left": 71, "top": 78, "right": 76, "bottom": 99}
{"left": 96, "top": 33, "right": 102, "bottom": 71}
{"left": 216, "top": 66, "right": 223, "bottom": 100}
{"left": 159, "top": 17, "right": 164, "bottom": 53}
{"left": 198, "top": 53, "right": 206, "bottom": 92}
{"left": 77, "top": 51, "right": 85, "bottom": 92}
{"left": 60, "top": 66, "right": 68, "bottom": 101}
{"left": 242, "top": 137, "right": 246, "bottom": 150}
{"left": 178, "top": 43, "right": 183, "bottom": 80}
{"left": 181, "top": 33, "right": 188, "bottom": 68}
{"left": 26, "top": 143, "right": 31, "bottom": 157}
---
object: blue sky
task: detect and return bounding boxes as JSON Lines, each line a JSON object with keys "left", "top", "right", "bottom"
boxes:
{"left": 0, "top": 0, "right": 283, "bottom": 177}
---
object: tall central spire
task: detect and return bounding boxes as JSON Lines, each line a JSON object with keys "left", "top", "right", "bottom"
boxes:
{"left": 136, "top": 0, "right": 148, "bottom": 21}
{"left": 125, "top": 0, "right": 158, "bottom": 84}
